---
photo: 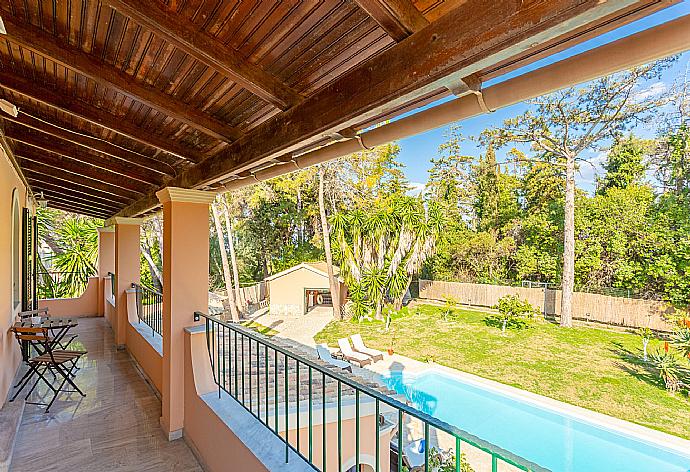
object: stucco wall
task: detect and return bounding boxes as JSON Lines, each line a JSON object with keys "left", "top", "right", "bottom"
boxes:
{"left": 39, "top": 276, "right": 100, "bottom": 318}
{"left": 0, "top": 143, "right": 29, "bottom": 406}
{"left": 125, "top": 290, "right": 162, "bottom": 393}
{"left": 269, "top": 267, "right": 330, "bottom": 316}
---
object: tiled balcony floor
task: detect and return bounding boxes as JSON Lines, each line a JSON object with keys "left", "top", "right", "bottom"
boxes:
{"left": 10, "top": 317, "right": 202, "bottom": 472}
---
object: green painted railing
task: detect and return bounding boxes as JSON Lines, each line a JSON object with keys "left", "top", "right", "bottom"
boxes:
{"left": 131, "top": 283, "right": 162, "bottom": 336}
{"left": 195, "top": 311, "right": 550, "bottom": 472}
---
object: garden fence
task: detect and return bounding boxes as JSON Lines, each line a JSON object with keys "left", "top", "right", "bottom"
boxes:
{"left": 418, "top": 280, "right": 675, "bottom": 332}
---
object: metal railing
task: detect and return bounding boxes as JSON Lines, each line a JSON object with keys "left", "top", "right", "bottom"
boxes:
{"left": 132, "top": 283, "right": 162, "bottom": 336}
{"left": 196, "top": 311, "right": 549, "bottom": 472}
{"left": 37, "top": 270, "right": 94, "bottom": 299}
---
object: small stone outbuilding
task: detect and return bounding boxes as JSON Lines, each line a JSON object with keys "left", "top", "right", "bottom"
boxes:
{"left": 265, "top": 262, "right": 347, "bottom": 316}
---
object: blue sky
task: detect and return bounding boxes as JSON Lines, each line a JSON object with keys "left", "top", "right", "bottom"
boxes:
{"left": 396, "top": 2, "right": 690, "bottom": 194}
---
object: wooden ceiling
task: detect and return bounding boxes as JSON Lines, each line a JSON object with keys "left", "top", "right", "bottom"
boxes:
{"left": 0, "top": 0, "right": 675, "bottom": 219}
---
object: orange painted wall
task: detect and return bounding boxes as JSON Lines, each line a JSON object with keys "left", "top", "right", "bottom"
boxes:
{"left": 161, "top": 199, "right": 208, "bottom": 437}
{"left": 39, "top": 276, "right": 99, "bottom": 317}
{"left": 184, "top": 328, "right": 269, "bottom": 472}
{"left": 97, "top": 228, "right": 115, "bottom": 316}
{"left": 125, "top": 290, "right": 162, "bottom": 393}
{"left": 0, "top": 143, "right": 29, "bottom": 406}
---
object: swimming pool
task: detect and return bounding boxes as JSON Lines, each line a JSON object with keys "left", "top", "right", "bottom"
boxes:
{"left": 383, "top": 370, "right": 690, "bottom": 472}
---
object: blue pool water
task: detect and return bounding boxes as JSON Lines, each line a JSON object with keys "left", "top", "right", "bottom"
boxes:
{"left": 383, "top": 371, "right": 690, "bottom": 472}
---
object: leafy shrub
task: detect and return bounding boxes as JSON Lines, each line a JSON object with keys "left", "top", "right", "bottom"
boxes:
{"left": 428, "top": 448, "right": 475, "bottom": 472}
{"left": 442, "top": 295, "right": 459, "bottom": 321}
{"left": 487, "top": 294, "right": 538, "bottom": 333}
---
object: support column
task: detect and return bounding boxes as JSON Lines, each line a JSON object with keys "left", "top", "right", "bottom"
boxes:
{"left": 96, "top": 226, "right": 115, "bottom": 316}
{"left": 106, "top": 217, "right": 142, "bottom": 348}
{"left": 156, "top": 187, "right": 214, "bottom": 440}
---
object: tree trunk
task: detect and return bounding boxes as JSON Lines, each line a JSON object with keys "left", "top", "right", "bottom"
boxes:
{"left": 141, "top": 243, "right": 163, "bottom": 292}
{"left": 221, "top": 203, "right": 244, "bottom": 313}
{"left": 153, "top": 216, "right": 164, "bottom": 284}
{"left": 318, "top": 166, "right": 342, "bottom": 320}
{"left": 212, "top": 202, "right": 240, "bottom": 322}
{"left": 560, "top": 153, "right": 576, "bottom": 328}
{"left": 393, "top": 277, "right": 412, "bottom": 310}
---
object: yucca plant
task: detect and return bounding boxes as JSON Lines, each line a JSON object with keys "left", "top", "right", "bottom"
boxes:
{"left": 671, "top": 328, "right": 690, "bottom": 360}
{"left": 50, "top": 216, "right": 99, "bottom": 297}
{"left": 649, "top": 349, "right": 683, "bottom": 392}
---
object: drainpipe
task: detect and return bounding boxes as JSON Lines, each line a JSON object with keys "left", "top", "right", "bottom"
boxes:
{"left": 220, "top": 14, "right": 690, "bottom": 191}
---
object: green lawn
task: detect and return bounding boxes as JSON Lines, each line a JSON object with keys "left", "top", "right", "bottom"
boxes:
{"left": 315, "top": 303, "right": 690, "bottom": 440}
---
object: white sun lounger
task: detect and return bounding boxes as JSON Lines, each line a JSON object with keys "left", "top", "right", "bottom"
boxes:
{"left": 316, "top": 344, "right": 352, "bottom": 372}
{"left": 351, "top": 334, "right": 384, "bottom": 362}
{"left": 337, "top": 338, "right": 372, "bottom": 367}
{"left": 403, "top": 438, "right": 426, "bottom": 470}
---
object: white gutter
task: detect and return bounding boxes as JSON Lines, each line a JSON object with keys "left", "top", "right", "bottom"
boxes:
{"left": 219, "top": 13, "right": 690, "bottom": 191}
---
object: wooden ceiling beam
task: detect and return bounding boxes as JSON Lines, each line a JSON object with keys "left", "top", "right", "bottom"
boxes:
{"left": 0, "top": 72, "right": 206, "bottom": 163}
{"left": 29, "top": 181, "right": 125, "bottom": 210}
{"left": 47, "top": 200, "right": 111, "bottom": 219}
{"left": 6, "top": 127, "right": 165, "bottom": 186}
{"left": 353, "top": 0, "right": 429, "bottom": 41}
{"left": 17, "top": 147, "right": 149, "bottom": 194}
{"left": 2, "top": 113, "right": 175, "bottom": 176}
{"left": 18, "top": 156, "right": 145, "bottom": 200}
{"left": 1, "top": 16, "right": 241, "bottom": 143}
{"left": 25, "top": 173, "right": 134, "bottom": 205}
{"left": 118, "top": 0, "right": 637, "bottom": 217}
{"left": 101, "top": 0, "right": 302, "bottom": 110}
{"left": 37, "top": 191, "right": 121, "bottom": 214}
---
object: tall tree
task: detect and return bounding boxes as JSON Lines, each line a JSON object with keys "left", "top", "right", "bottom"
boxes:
{"left": 427, "top": 124, "right": 473, "bottom": 219}
{"left": 597, "top": 135, "right": 649, "bottom": 194}
{"left": 471, "top": 142, "right": 521, "bottom": 233}
{"left": 220, "top": 196, "right": 243, "bottom": 311}
{"left": 211, "top": 199, "right": 240, "bottom": 321}
{"left": 484, "top": 60, "right": 672, "bottom": 327}
{"left": 318, "top": 165, "right": 342, "bottom": 319}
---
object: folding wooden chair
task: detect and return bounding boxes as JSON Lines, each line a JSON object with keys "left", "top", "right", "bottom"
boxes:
{"left": 10, "top": 326, "right": 86, "bottom": 412}
{"left": 18, "top": 307, "right": 79, "bottom": 350}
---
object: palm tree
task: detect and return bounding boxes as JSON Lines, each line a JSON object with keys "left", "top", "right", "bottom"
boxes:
{"left": 49, "top": 214, "right": 100, "bottom": 298}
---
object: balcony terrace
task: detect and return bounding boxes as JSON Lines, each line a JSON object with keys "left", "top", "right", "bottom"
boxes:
{"left": 0, "top": 1, "right": 688, "bottom": 471}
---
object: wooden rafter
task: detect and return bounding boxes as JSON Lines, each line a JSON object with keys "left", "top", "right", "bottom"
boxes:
{"left": 29, "top": 181, "right": 126, "bottom": 210}
{"left": 119, "top": 0, "right": 637, "bottom": 217}
{"left": 16, "top": 146, "right": 149, "bottom": 194}
{"left": 0, "top": 72, "right": 206, "bottom": 163}
{"left": 48, "top": 200, "right": 111, "bottom": 219}
{"left": 18, "top": 157, "right": 145, "bottom": 200}
{"left": 25, "top": 173, "right": 134, "bottom": 205}
{"left": 1, "top": 113, "right": 175, "bottom": 176}
{"left": 354, "top": 0, "right": 429, "bottom": 41}
{"left": 1, "top": 16, "right": 241, "bottom": 143}
{"left": 100, "top": 0, "right": 303, "bottom": 110}
{"left": 37, "top": 191, "right": 121, "bottom": 214}
{"left": 6, "top": 127, "right": 165, "bottom": 186}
